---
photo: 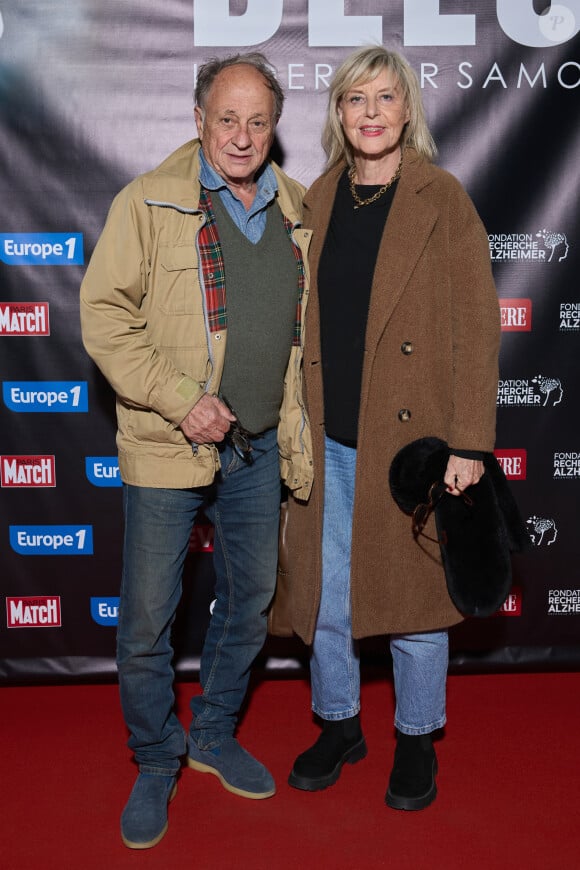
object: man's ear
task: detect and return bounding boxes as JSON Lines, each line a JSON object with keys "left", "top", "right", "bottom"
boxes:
{"left": 194, "top": 105, "right": 204, "bottom": 139}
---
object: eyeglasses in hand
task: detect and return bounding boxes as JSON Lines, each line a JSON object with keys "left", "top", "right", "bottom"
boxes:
{"left": 221, "top": 395, "right": 256, "bottom": 465}
{"left": 412, "top": 481, "right": 473, "bottom": 544}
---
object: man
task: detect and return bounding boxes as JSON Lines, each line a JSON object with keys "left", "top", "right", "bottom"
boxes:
{"left": 80, "top": 53, "right": 312, "bottom": 850}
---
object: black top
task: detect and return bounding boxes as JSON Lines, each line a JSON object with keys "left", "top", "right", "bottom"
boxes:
{"left": 318, "top": 169, "right": 398, "bottom": 444}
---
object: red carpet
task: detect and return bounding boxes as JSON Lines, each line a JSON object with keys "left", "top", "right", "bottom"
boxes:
{"left": 2, "top": 672, "right": 579, "bottom": 869}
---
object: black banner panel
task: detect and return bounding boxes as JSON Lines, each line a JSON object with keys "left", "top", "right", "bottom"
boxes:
{"left": 1, "top": 1, "right": 579, "bottom": 680}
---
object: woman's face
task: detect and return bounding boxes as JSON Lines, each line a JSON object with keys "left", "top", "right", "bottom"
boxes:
{"left": 338, "top": 68, "right": 410, "bottom": 162}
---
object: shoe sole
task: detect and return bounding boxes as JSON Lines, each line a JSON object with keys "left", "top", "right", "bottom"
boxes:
{"left": 187, "top": 756, "right": 276, "bottom": 800}
{"left": 121, "top": 783, "right": 177, "bottom": 850}
{"left": 287, "top": 737, "right": 368, "bottom": 792}
{"left": 385, "top": 759, "right": 438, "bottom": 811}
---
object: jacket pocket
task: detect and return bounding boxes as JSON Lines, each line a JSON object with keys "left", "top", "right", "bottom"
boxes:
{"left": 157, "top": 245, "right": 203, "bottom": 315}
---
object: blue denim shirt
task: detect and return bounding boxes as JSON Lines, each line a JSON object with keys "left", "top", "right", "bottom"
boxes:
{"left": 198, "top": 149, "right": 278, "bottom": 244}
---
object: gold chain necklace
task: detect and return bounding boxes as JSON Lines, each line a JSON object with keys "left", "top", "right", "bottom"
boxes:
{"left": 348, "top": 154, "right": 403, "bottom": 210}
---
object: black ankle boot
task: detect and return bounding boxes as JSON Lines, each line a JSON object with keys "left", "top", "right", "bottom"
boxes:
{"left": 385, "top": 730, "right": 438, "bottom": 811}
{"left": 288, "top": 715, "right": 367, "bottom": 792}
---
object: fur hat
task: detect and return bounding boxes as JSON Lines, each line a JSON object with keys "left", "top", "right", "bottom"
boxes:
{"left": 389, "top": 437, "right": 530, "bottom": 618}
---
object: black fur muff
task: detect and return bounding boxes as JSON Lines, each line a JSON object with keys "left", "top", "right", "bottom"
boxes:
{"left": 389, "top": 437, "right": 530, "bottom": 618}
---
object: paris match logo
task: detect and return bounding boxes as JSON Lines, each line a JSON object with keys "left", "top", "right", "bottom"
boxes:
{"left": 7, "top": 596, "right": 61, "bottom": 628}
{"left": 0, "top": 302, "right": 50, "bottom": 336}
{"left": 0, "top": 455, "right": 55, "bottom": 487}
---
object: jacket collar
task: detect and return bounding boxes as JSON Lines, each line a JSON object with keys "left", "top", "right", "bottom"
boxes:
{"left": 141, "top": 139, "right": 303, "bottom": 225}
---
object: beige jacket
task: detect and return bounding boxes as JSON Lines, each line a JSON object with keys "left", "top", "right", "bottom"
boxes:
{"left": 80, "top": 139, "right": 313, "bottom": 496}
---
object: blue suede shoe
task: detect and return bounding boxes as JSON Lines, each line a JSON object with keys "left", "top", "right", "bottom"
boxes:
{"left": 187, "top": 737, "right": 275, "bottom": 799}
{"left": 121, "top": 773, "right": 177, "bottom": 849}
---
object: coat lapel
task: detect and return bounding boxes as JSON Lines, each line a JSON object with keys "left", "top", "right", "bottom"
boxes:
{"left": 364, "top": 152, "right": 438, "bottom": 353}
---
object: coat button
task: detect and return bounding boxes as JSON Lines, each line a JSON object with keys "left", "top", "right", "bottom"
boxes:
{"left": 398, "top": 408, "right": 412, "bottom": 422}
{"left": 401, "top": 341, "right": 413, "bottom": 355}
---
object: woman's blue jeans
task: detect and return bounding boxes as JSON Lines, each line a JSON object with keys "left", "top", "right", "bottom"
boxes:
{"left": 310, "top": 435, "right": 448, "bottom": 735}
{"left": 117, "top": 428, "right": 280, "bottom": 775}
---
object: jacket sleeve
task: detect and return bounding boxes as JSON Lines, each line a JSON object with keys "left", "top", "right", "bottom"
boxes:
{"left": 79, "top": 179, "right": 204, "bottom": 426}
{"left": 447, "top": 179, "right": 500, "bottom": 452}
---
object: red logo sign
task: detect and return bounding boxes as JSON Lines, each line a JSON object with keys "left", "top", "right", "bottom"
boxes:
{"left": 494, "top": 449, "right": 527, "bottom": 480}
{"left": 189, "top": 524, "right": 214, "bottom": 552}
{"left": 0, "top": 455, "right": 56, "bottom": 487}
{"left": 497, "top": 588, "right": 522, "bottom": 617}
{"left": 0, "top": 302, "right": 50, "bottom": 336}
{"left": 500, "top": 298, "right": 532, "bottom": 332}
{"left": 7, "top": 596, "right": 62, "bottom": 628}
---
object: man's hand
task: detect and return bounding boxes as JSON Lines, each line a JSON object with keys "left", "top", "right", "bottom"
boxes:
{"left": 444, "top": 455, "right": 484, "bottom": 496}
{"left": 179, "top": 394, "right": 235, "bottom": 444}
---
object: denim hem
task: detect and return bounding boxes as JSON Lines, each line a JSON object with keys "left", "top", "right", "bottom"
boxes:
{"left": 394, "top": 716, "right": 446, "bottom": 736}
{"left": 138, "top": 763, "right": 180, "bottom": 777}
{"left": 312, "top": 704, "right": 360, "bottom": 721}
{"left": 120, "top": 436, "right": 279, "bottom": 775}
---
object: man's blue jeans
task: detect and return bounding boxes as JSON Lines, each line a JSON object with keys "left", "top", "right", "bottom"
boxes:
{"left": 311, "top": 435, "right": 448, "bottom": 735}
{"left": 117, "top": 428, "right": 280, "bottom": 775}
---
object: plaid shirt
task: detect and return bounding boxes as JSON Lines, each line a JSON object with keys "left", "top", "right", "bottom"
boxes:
{"left": 197, "top": 186, "right": 304, "bottom": 346}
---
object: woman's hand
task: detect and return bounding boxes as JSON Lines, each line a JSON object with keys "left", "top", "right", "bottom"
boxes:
{"left": 444, "top": 455, "right": 484, "bottom": 496}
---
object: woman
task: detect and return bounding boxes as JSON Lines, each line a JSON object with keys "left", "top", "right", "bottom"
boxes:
{"left": 287, "top": 46, "right": 500, "bottom": 810}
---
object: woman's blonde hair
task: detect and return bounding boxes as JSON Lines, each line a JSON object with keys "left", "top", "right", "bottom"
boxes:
{"left": 322, "top": 46, "right": 437, "bottom": 170}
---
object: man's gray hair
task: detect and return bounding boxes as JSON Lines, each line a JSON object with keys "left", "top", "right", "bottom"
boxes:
{"left": 195, "top": 53, "right": 284, "bottom": 120}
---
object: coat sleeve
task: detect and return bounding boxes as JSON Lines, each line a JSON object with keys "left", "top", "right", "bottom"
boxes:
{"left": 446, "top": 179, "right": 500, "bottom": 452}
{"left": 79, "top": 179, "right": 204, "bottom": 426}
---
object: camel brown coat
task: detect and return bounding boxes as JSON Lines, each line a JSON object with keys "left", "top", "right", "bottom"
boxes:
{"left": 288, "top": 148, "right": 501, "bottom": 645}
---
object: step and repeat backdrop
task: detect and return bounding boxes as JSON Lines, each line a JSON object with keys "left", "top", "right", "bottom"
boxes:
{"left": 1, "top": 1, "right": 579, "bottom": 681}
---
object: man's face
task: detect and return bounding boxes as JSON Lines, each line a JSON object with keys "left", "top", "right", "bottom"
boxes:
{"left": 195, "top": 64, "right": 277, "bottom": 189}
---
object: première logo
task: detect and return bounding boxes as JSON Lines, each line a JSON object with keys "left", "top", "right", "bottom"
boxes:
{"left": 1, "top": 455, "right": 55, "bottom": 487}
{"left": 189, "top": 524, "right": 214, "bottom": 552}
{"left": 497, "top": 588, "right": 522, "bottom": 617}
{"left": 494, "top": 449, "right": 527, "bottom": 480}
{"left": 0, "top": 302, "right": 50, "bottom": 336}
{"left": 500, "top": 298, "right": 532, "bottom": 332}
{"left": 7, "top": 596, "right": 62, "bottom": 628}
